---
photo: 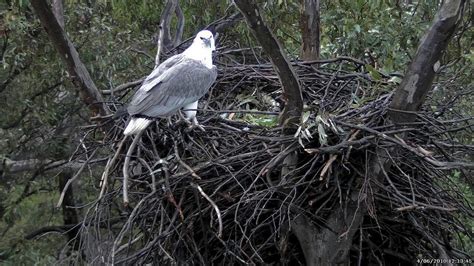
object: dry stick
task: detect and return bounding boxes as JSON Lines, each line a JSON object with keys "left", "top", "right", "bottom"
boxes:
{"left": 111, "top": 191, "right": 156, "bottom": 264}
{"left": 123, "top": 131, "right": 144, "bottom": 205}
{"left": 115, "top": 233, "right": 144, "bottom": 254}
{"left": 395, "top": 205, "right": 457, "bottom": 212}
{"left": 101, "top": 78, "right": 145, "bottom": 94}
{"left": 173, "top": 140, "right": 201, "bottom": 180}
{"left": 98, "top": 136, "right": 127, "bottom": 200}
{"left": 338, "top": 120, "right": 474, "bottom": 169}
{"left": 56, "top": 149, "right": 97, "bottom": 208}
{"left": 137, "top": 157, "right": 156, "bottom": 192}
{"left": 319, "top": 154, "right": 338, "bottom": 180}
{"left": 378, "top": 155, "right": 457, "bottom": 212}
{"left": 190, "top": 182, "right": 223, "bottom": 238}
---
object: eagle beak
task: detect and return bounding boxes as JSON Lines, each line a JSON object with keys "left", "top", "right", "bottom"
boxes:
{"left": 200, "top": 36, "right": 215, "bottom": 51}
{"left": 204, "top": 37, "right": 215, "bottom": 51}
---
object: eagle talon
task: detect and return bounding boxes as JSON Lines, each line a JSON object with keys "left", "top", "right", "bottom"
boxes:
{"left": 189, "top": 117, "right": 205, "bottom": 132}
{"left": 176, "top": 111, "right": 189, "bottom": 125}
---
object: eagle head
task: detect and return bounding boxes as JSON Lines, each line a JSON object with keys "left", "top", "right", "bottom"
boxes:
{"left": 194, "top": 30, "right": 215, "bottom": 51}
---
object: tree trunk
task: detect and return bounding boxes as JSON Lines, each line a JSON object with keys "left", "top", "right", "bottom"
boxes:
{"left": 300, "top": 0, "right": 320, "bottom": 60}
{"left": 389, "top": 0, "right": 464, "bottom": 123}
{"left": 291, "top": 0, "right": 465, "bottom": 264}
{"left": 31, "top": 0, "right": 109, "bottom": 116}
{"left": 234, "top": 0, "right": 303, "bottom": 131}
{"left": 52, "top": 0, "right": 64, "bottom": 29}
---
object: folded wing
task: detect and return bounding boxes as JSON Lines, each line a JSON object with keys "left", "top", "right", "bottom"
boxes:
{"left": 127, "top": 58, "right": 217, "bottom": 118}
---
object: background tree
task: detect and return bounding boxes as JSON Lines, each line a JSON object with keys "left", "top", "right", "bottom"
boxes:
{"left": 300, "top": 0, "right": 320, "bottom": 60}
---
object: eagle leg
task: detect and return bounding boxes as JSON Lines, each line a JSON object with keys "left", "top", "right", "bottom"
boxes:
{"left": 176, "top": 110, "right": 187, "bottom": 124}
{"left": 176, "top": 111, "right": 203, "bottom": 131}
{"left": 182, "top": 116, "right": 205, "bottom": 132}
{"left": 189, "top": 117, "right": 205, "bottom": 132}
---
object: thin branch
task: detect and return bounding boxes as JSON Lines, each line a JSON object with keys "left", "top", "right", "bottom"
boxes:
{"left": 98, "top": 136, "right": 127, "bottom": 200}
{"left": 102, "top": 78, "right": 145, "bottom": 95}
{"left": 190, "top": 182, "right": 223, "bottom": 238}
{"left": 56, "top": 150, "right": 97, "bottom": 208}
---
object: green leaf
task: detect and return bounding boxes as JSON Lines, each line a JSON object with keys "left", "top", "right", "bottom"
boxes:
{"left": 354, "top": 24, "right": 361, "bottom": 33}
{"left": 317, "top": 123, "right": 327, "bottom": 146}
{"left": 463, "top": 49, "right": 474, "bottom": 63}
{"left": 302, "top": 110, "right": 311, "bottom": 124}
{"left": 366, "top": 64, "right": 382, "bottom": 80}
{"left": 388, "top": 76, "right": 402, "bottom": 84}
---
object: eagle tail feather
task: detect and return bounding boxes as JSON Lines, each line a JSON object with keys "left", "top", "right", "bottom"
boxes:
{"left": 124, "top": 117, "right": 152, "bottom": 136}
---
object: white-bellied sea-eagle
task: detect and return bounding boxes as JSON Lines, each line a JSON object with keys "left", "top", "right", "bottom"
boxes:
{"left": 123, "top": 30, "right": 217, "bottom": 135}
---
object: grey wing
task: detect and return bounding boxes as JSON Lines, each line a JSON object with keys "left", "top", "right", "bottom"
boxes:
{"left": 127, "top": 59, "right": 217, "bottom": 118}
{"left": 139, "top": 54, "right": 185, "bottom": 92}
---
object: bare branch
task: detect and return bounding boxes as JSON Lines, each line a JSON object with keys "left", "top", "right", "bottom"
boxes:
{"left": 56, "top": 150, "right": 97, "bottom": 208}
{"left": 102, "top": 77, "right": 145, "bottom": 95}
{"left": 31, "top": 0, "right": 109, "bottom": 116}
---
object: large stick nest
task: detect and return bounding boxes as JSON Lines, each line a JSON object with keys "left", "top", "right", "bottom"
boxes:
{"left": 67, "top": 48, "right": 473, "bottom": 264}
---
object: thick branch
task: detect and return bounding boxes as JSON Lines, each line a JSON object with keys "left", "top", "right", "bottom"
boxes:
{"left": 1, "top": 158, "right": 60, "bottom": 174}
{"left": 52, "top": 0, "right": 64, "bottom": 29}
{"left": 389, "top": 0, "right": 465, "bottom": 123}
{"left": 173, "top": 2, "right": 185, "bottom": 45}
{"left": 161, "top": 0, "right": 177, "bottom": 51}
{"left": 234, "top": 0, "right": 303, "bottom": 131}
{"left": 0, "top": 157, "right": 102, "bottom": 176}
{"left": 31, "top": 0, "right": 109, "bottom": 116}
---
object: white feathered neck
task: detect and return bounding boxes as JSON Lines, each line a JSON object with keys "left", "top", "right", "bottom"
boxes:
{"left": 182, "top": 41, "right": 213, "bottom": 69}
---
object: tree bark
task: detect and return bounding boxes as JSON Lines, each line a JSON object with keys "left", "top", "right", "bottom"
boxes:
{"left": 291, "top": 0, "right": 465, "bottom": 265}
{"left": 234, "top": 0, "right": 303, "bottom": 131}
{"left": 52, "top": 0, "right": 64, "bottom": 29}
{"left": 300, "top": 0, "right": 320, "bottom": 60}
{"left": 388, "top": 0, "right": 464, "bottom": 123}
{"left": 31, "top": 0, "right": 109, "bottom": 116}
{"left": 291, "top": 201, "right": 364, "bottom": 265}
